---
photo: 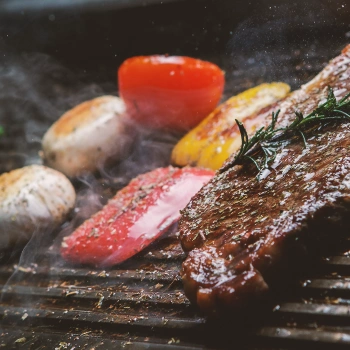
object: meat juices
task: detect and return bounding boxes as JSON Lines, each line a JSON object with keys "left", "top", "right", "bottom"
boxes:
{"left": 179, "top": 45, "right": 350, "bottom": 316}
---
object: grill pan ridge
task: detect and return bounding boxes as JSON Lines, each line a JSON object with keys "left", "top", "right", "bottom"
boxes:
{"left": 3, "top": 233, "right": 350, "bottom": 349}
{"left": 1, "top": 0, "right": 350, "bottom": 349}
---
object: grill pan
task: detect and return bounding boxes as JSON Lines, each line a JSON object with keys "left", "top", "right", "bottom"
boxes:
{"left": 1, "top": 0, "right": 350, "bottom": 348}
{"left": 3, "top": 231, "right": 350, "bottom": 349}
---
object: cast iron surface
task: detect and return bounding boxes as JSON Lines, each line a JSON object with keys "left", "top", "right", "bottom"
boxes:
{"left": 2, "top": 233, "right": 350, "bottom": 349}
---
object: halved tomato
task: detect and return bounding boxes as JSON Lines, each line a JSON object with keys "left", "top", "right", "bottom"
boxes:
{"left": 118, "top": 55, "right": 225, "bottom": 131}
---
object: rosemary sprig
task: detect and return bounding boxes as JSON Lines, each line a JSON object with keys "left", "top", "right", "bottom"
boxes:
{"left": 0, "top": 126, "right": 4, "bottom": 137}
{"left": 220, "top": 87, "right": 350, "bottom": 176}
{"left": 234, "top": 109, "right": 282, "bottom": 171}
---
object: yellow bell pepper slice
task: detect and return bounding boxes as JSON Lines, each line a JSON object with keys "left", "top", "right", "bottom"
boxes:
{"left": 171, "top": 82, "right": 290, "bottom": 170}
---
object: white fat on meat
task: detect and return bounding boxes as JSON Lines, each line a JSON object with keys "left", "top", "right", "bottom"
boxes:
{"left": 42, "top": 95, "right": 131, "bottom": 178}
{"left": 0, "top": 165, "right": 76, "bottom": 248}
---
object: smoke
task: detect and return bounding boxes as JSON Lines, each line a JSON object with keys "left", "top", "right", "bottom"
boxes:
{"left": 224, "top": 0, "right": 348, "bottom": 94}
{"left": 0, "top": 52, "right": 181, "bottom": 271}
{"left": 0, "top": 53, "right": 184, "bottom": 335}
{"left": 0, "top": 53, "right": 112, "bottom": 168}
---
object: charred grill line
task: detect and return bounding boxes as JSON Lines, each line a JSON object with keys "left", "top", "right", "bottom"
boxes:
{"left": 0, "top": 325, "right": 207, "bottom": 350}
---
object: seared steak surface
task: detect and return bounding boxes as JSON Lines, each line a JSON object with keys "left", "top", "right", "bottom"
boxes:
{"left": 179, "top": 45, "right": 350, "bottom": 316}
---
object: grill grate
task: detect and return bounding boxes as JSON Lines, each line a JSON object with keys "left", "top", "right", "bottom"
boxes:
{"left": 2, "top": 234, "right": 350, "bottom": 349}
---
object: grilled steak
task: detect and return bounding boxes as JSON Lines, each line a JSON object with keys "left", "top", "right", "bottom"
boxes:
{"left": 179, "top": 45, "right": 350, "bottom": 316}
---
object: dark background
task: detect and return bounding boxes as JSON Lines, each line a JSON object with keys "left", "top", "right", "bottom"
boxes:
{"left": 0, "top": 0, "right": 349, "bottom": 85}
{"left": 0, "top": 0, "right": 349, "bottom": 173}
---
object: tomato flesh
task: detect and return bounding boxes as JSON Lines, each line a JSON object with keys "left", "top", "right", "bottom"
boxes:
{"left": 118, "top": 55, "right": 225, "bottom": 131}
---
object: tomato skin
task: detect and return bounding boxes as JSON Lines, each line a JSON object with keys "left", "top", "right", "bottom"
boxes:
{"left": 118, "top": 56, "right": 225, "bottom": 131}
{"left": 60, "top": 166, "right": 214, "bottom": 267}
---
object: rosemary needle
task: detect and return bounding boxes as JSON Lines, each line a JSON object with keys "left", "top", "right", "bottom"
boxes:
{"left": 220, "top": 87, "right": 350, "bottom": 176}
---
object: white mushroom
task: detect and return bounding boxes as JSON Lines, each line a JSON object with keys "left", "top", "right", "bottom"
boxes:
{"left": 0, "top": 165, "right": 76, "bottom": 248}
